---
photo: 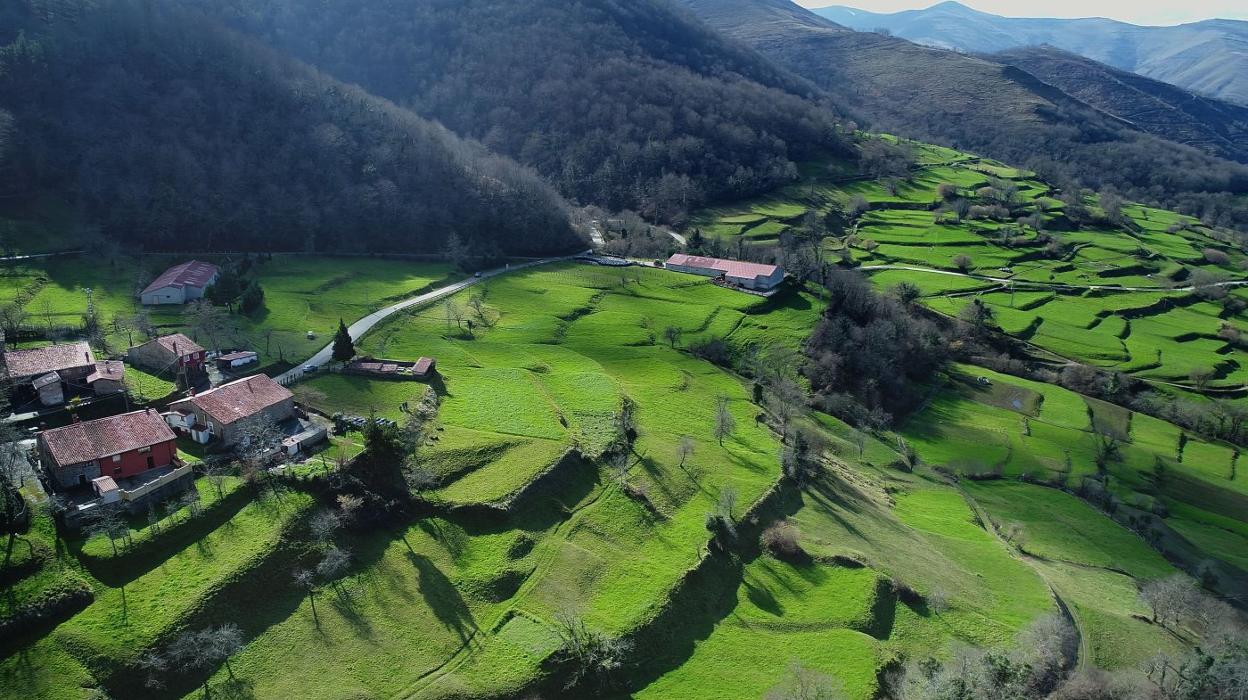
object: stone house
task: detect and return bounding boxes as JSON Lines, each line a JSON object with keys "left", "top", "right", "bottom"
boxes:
{"left": 165, "top": 374, "right": 295, "bottom": 447}
{"left": 128, "top": 333, "right": 207, "bottom": 378}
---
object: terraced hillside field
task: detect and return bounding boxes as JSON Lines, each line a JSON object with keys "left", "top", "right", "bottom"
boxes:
{"left": 691, "top": 140, "right": 1248, "bottom": 390}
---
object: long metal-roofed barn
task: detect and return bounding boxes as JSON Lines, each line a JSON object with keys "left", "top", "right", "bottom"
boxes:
{"left": 664, "top": 254, "right": 785, "bottom": 291}
{"left": 139, "top": 260, "right": 220, "bottom": 305}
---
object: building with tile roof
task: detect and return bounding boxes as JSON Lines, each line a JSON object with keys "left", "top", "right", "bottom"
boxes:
{"left": 1, "top": 341, "right": 97, "bottom": 407}
{"left": 166, "top": 374, "right": 295, "bottom": 447}
{"left": 127, "top": 333, "right": 207, "bottom": 377}
{"left": 38, "top": 409, "right": 179, "bottom": 489}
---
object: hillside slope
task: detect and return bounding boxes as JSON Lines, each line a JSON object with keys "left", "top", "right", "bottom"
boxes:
{"left": 815, "top": 1, "right": 1248, "bottom": 106}
{"left": 993, "top": 46, "right": 1248, "bottom": 164}
{"left": 0, "top": 0, "right": 579, "bottom": 255}
{"left": 199, "top": 0, "right": 852, "bottom": 223}
{"left": 678, "top": 0, "right": 1248, "bottom": 231}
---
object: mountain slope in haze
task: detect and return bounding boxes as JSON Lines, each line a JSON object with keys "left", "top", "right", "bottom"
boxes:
{"left": 816, "top": 1, "right": 1248, "bottom": 106}
{"left": 993, "top": 46, "right": 1248, "bottom": 164}
{"left": 195, "top": 0, "right": 852, "bottom": 223}
{"left": 0, "top": 0, "right": 578, "bottom": 256}
{"left": 678, "top": 0, "right": 1248, "bottom": 231}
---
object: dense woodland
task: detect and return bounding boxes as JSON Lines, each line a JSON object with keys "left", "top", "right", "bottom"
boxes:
{"left": 804, "top": 270, "right": 948, "bottom": 426}
{"left": 0, "top": 0, "right": 579, "bottom": 255}
{"left": 194, "top": 0, "right": 854, "bottom": 224}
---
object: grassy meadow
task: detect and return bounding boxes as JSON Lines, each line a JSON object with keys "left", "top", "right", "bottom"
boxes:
{"left": 689, "top": 144, "right": 1248, "bottom": 390}
{"left": 4, "top": 140, "right": 1247, "bottom": 699}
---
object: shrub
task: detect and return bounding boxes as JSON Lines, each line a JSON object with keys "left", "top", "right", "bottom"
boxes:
{"left": 761, "top": 521, "right": 805, "bottom": 561}
{"left": 1203, "top": 248, "right": 1231, "bottom": 266}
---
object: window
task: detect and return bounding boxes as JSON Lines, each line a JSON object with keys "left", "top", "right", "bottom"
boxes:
{"left": 111, "top": 454, "right": 121, "bottom": 463}
{"left": 139, "top": 446, "right": 151, "bottom": 453}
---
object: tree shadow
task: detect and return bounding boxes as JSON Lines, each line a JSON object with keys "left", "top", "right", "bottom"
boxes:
{"left": 743, "top": 577, "right": 782, "bottom": 617}
{"left": 406, "top": 552, "right": 478, "bottom": 643}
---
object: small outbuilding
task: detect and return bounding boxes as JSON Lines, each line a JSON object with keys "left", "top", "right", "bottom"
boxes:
{"left": 216, "top": 351, "right": 259, "bottom": 371}
{"left": 86, "top": 360, "right": 126, "bottom": 396}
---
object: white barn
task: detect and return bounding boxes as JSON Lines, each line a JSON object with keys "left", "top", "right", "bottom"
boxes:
{"left": 140, "top": 261, "right": 220, "bottom": 305}
{"left": 664, "top": 254, "right": 785, "bottom": 291}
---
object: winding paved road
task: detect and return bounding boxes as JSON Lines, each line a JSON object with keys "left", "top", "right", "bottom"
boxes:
{"left": 275, "top": 252, "right": 586, "bottom": 384}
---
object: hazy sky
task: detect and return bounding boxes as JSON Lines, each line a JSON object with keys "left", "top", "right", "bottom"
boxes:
{"left": 795, "top": 1, "right": 1248, "bottom": 25}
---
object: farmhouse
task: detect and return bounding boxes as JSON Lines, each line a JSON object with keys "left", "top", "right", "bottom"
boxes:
{"left": 128, "top": 333, "right": 207, "bottom": 378}
{"left": 664, "top": 254, "right": 785, "bottom": 291}
{"left": 1, "top": 341, "right": 122, "bottom": 406}
{"left": 38, "top": 409, "right": 179, "bottom": 489}
{"left": 165, "top": 374, "right": 295, "bottom": 447}
{"left": 139, "top": 260, "right": 220, "bottom": 305}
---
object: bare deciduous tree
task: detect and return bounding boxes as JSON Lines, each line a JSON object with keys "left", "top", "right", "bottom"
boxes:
{"left": 713, "top": 395, "right": 735, "bottom": 446}
{"left": 676, "top": 435, "right": 695, "bottom": 469}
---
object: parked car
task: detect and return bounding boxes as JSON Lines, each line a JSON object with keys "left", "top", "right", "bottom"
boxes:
{"left": 304, "top": 364, "right": 317, "bottom": 373}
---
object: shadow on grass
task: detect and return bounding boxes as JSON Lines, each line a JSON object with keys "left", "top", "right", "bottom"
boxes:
{"left": 74, "top": 484, "right": 256, "bottom": 587}
{"left": 406, "top": 552, "right": 478, "bottom": 644}
{"left": 608, "top": 478, "right": 807, "bottom": 695}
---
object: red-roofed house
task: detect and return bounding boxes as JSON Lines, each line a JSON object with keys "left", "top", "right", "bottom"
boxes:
{"left": 165, "top": 374, "right": 295, "bottom": 447}
{"left": 664, "top": 254, "right": 785, "bottom": 291}
{"left": 140, "top": 261, "right": 220, "bottom": 305}
{"left": 127, "top": 333, "right": 207, "bottom": 376}
{"left": 38, "top": 409, "right": 179, "bottom": 489}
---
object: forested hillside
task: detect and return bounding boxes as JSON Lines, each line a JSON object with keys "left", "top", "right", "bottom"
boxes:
{"left": 196, "top": 0, "right": 853, "bottom": 223}
{"left": 680, "top": 0, "right": 1248, "bottom": 232}
{"left": 0, "top": 0, "right": 579, "bottom": 255}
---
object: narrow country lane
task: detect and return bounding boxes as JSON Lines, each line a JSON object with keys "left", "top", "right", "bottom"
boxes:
{"left": 275, "top": 252, "right": 588, "bottom": 384}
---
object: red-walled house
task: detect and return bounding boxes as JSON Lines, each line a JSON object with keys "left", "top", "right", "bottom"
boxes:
{"left": 127, "top": 333, "right": 207, "bottom": 377}
{"left": 38, "top": 409, "right": 180, "bottom": 489}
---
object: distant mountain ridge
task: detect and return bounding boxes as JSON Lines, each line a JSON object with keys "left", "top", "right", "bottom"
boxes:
{"left": 993, "top": 46, "right": 1248, "bottom": 164}
{"left": 678, "top": 0, "right": 1248, "bottom": 231}
{"left": 814, "top": 1, "right": 1248, "bottom": 105}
